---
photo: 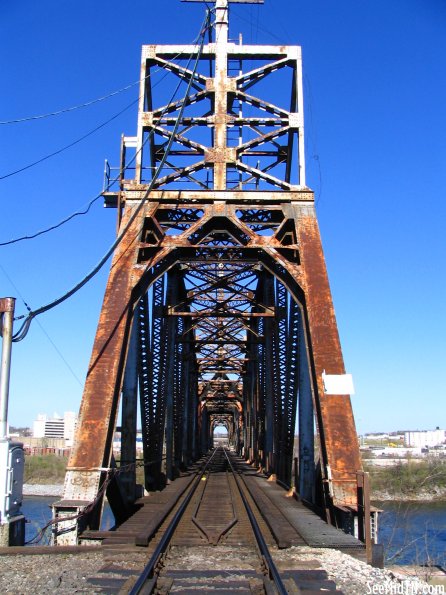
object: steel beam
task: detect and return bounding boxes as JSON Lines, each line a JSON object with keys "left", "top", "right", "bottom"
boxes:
{"left": 119, "top": 314, "right": 139, "bottom": 505}
{"left": 290, "top": 203, "right": 361, "bottom": 507}
{"left": 60, "top": 0, "right": 366, "bottom": 544}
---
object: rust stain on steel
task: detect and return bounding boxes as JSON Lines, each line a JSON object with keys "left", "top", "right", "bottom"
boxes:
{"left": 121, "top": 190, "right": 314, "bottom": 202}
{"left": 68, "top": 203, "right": 160, "bottom": 473}
{"left": 0, "top": 298, "right": 15, "bottom": 313}
{"left": 296, "top": 212, "right": 362, "bottom": 505}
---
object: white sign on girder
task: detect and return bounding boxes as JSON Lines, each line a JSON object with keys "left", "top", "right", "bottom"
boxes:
{"left": 322, "top": 370, "right": 355, "bottom": 395}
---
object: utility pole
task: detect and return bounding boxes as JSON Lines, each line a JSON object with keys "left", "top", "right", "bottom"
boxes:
{"left": 0, "top": 298, "right": 15, "bottom": 438}
{"left": 0, "top": 298, "right": 25, "bottom": 546}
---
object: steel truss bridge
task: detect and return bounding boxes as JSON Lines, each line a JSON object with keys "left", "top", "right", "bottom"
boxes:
{"left": 53, "top": 0, "right": 370, "bottom": 547}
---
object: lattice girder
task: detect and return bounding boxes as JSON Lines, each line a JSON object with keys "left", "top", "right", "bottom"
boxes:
{"left": 56, "top": 0, "right": 363, "bottom": 545}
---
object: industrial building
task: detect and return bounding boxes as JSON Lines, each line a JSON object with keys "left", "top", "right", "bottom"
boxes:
{"left": 32, "top": 412, "right": 77, "bottom": 445}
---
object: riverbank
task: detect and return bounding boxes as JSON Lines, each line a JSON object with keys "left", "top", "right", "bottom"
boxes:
{"left": 372, "top": 486, "right": 446, "bottom": 501}
{"left": 24, "top": 482, "right": 446, "bottom": 502}
{"left": 365, "top": 459, "right": 446, "bottom": 501}
{"left": 23, "top": 484, "right": 63, "bottom": 497}
{"left": 23, "top": 454, "right": 446, "bottom": 501}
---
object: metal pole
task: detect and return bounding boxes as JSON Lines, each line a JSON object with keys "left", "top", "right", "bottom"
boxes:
{"left": 0, "top": 298, "right": 15, "bottom": 440}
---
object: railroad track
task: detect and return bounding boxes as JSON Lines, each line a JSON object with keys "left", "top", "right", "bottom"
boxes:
{"left": 81, "top": 446, "right": 344, "bottom": 593}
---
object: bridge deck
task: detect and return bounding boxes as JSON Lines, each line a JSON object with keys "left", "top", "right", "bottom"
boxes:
{"left": 82, "top": 455, "right": 365, "bottom": 558}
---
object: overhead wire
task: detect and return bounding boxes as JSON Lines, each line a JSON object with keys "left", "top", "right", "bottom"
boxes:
{"left": 303, "top": 71, "right": 323, "bottom": 206}
{"left": 25, "top": 454, "right": 167, "bottom": 545}
{"left": 0, "top": 40, "right": 205, "bottom": 246}
{"left": 0, "top": 192, "right": 104, "bottom": 247}
{"left": 11, "top": 8, "right": 212, "bottom": 343}
{"left": 0, "top": 40, "right": 205, "bottom": 182}
{"left": 0, "top": 80, "right": 142, "bottom": 125}
{"left": 231, "top": 6, "right": 284, "bottom": 44}
{"left": 233, "top": 4, "right": 321, "bottom": 202}
{"left": 0, "top": 263, "right": 83, "bottom": 386}
{"left": 0, "top": 99, "right": 138, "bottom": 181}
{"left": 0, "top": 33, "right": 205, "bottom": 127}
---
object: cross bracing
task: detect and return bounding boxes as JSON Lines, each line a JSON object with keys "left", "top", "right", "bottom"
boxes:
{"left": 53, "top": 0, "right": 366, "bottom": 547}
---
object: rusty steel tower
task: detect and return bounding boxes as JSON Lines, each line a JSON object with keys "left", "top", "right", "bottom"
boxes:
{"left": 53, "top": 0, "right": 367, "bottom": 545}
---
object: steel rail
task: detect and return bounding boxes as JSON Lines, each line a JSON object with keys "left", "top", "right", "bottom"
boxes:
{"left": 128, "top": 448, "right": 219, "bottom": 595}
{"left": 222, "top": 448, "right": 288, "bottom": 595}
{"left": 130, "top": 446, "right": 288, "bottom": 595}
{"left": 191, "top": 464, "right": 238, "bottom": 545}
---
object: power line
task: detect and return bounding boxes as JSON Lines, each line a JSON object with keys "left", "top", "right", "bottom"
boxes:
{"left": 0, "top": 263, "right": 83, "bottom": 386}
{"left": 35, "top": 319, "right": 84, "bottom": 387}
{"left": 12, "top": 9, "right": 211, "bottom": 343}
{"left": 1, "top": 42, "right": 204, "bottom": 181}
{"left": 0, "top": 32, "right": 204, "bottom": 126}
{"left": 0, "top": 80, "right": 141, "bottom": 126}
{"left": 231, "top": 6, "right": 284, "bottom": 43}
{"left": 0, "top": 99, "right": 138, "bottom": 181}
{"left": 0, "top": 193, "right": 103, "bottom": 247}
{"left": 0, "top": 43, "right": 207, "bottom": 245}
{"left": 0, "top": 50, "right": 191, "bottom": 247}
{"left": 0, "top": 67, "right": 169, "bottom": 246}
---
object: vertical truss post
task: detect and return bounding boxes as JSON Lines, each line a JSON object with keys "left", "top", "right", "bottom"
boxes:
{"left": 200, "top": 404, "right": 210, "bottom": 454}
{"left": 173, "top": 312, "right": 185, "bottom": 471}
{"left": 274, "top": 279, "right": 287, "bottom": 482}
{"left": 243, "top": 314, "right": 257, "bottom": 462}
{"left": 261, "top": 271, "right": 275, "bottom": 473}
{"left": 277, "top": 284, "right": 299, "bottom": 488}
{"left": 180, "top": 333, "right": 190, "bottom": 467}
{"left": 60, "top": 0, "right": 367, "bottom": 543}
{"left": 213, "top": 0, "right": 229, "bottom": 189}
{"left": 119, "top": 313, "right": 139, "bottom": 505}
{"left": 189, "top": 356, "right": 199, "bottom": 461}
{"left": 291, "top": 203, "right": 362, "bottom": 508}
{"left": 149, "top": 276, "right": 167, "bottom": 490}
{"left": 297, "top": 307, "right": 315, "bottom": 503}
{"left": 180, "top": 314, "right": 196, "bottom": 467}
{"left": 164, "top": 269, "right": 180, "bottom": 482}
{"left": 257, "top": 308, "right": 266, "bottom": 468}
{"left": 272, "top": 285, "right": 284, "bottom": 477}
{"left": 137, "top": 292, "right": 153, "bottom": 490}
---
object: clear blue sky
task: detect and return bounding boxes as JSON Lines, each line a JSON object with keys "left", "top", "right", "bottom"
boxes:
{"left": 1, "top": 0, "right": 445, "bottom": 434}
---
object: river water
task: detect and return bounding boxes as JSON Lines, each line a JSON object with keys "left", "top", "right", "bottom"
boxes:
{"left": 375, "top": 501, "right": 446, "bottom": 566}
{"left": 22, "top": 496, "right": 115, "bottom": 545}
{"left": 22, "top": 496, "right": 446, "bottom": 565}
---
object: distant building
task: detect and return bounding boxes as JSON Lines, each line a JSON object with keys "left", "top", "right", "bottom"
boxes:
{"left": 364, "top": 433, "right": 391, "bottom": 441}
{"left": 404, "top": 428, "right": 445, "bottom": 448}
{"left": 33, "top": 412, "right": 77, "bottom": 446}
{"left": 113, "top": 431, "right": 144, "bottom": 452}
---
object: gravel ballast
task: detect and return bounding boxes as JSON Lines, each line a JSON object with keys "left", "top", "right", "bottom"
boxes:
{"left": 273, "top": 546, "right": 437, "bottom": 595}
{"left": 0, "top": 551, "right": 105, "bottom": 594}
{"left": 17, "top": 485, "right": 441, "bottom": 593}
{"left": 0, "top": 546, "right": 437, "bottom": 595}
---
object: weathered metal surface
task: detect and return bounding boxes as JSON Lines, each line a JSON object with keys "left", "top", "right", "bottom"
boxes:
{"left": 106, "top": 190, "right": 314, "bottom": 204}
{"left": 0, "top": 298, "right": 15, "bottom": 313}
{"left": 0, "top": 297, "right": 15, "bottom": 439}
{"left": 62, "top": 203, "right": 165, "bottom": 503}
{"left": 294, "top": 207, "right": 362, "bottom": 506}
{"left": 59, "top": 0, "right": 366, "bottom": 545}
